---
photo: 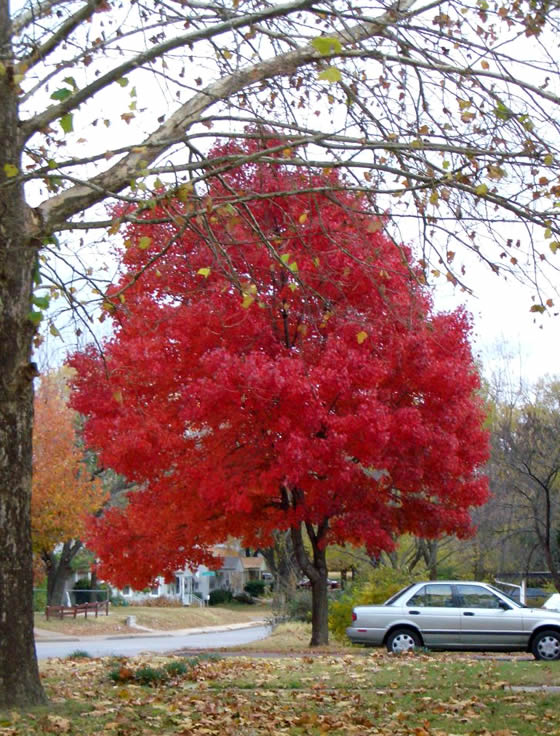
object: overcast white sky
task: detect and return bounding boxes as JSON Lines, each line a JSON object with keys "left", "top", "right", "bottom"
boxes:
{"left": 22, "top": 1, "right": 558, "bottom": 389}
{"left": 434, "top": 272, "right": 559, "bottom": 387}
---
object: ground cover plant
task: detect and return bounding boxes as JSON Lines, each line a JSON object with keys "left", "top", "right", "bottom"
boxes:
{"left": 2, "top": 652, "right": 558, "bottom": 735}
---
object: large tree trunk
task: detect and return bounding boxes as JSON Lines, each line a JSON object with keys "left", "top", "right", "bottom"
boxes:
{"left": 0, "top": 0, "right": 45, "bottom": 707}
{"left": 291, "top": 520, "right": 330, "bottom": 646}
{"left": 43, "top": 541, "right": 83, "bottom": 606}
{"left": 309, "top": 560, "right": 329, "bottom": 646}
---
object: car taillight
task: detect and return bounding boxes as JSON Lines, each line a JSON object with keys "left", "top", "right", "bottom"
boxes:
{"left": 352, "top": 611, "right": 357, "bottom": 622}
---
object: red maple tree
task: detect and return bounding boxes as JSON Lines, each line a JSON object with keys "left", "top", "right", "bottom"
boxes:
{"left": 69, "top": 138, "right": 489, "bottom": 644}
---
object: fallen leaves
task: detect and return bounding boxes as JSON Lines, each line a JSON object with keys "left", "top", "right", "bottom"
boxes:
{"left": 1, "top": 652, "right": 555, "bottom": 735}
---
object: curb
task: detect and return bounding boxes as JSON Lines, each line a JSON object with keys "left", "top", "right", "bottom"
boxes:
{"left": 35, "top": 619, "right": 268, "bottom": 644}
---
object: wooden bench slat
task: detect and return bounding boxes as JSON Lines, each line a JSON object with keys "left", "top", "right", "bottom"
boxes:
{"left": 45, "top": 601, "right": 109, "bottom": 620}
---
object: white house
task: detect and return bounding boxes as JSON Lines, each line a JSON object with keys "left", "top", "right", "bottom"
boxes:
{"left": 113, "top": 545, "right": 269, "bottom": 605}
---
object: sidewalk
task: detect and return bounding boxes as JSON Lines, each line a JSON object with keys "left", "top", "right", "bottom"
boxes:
{"left": 34, "top": 619, "right": 268, "bottom": 643}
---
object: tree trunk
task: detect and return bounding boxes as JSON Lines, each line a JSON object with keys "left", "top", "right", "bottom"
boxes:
{"left": 309, "top": 559, "right": 329, "bottom": 646}
{"left": 0, "top": 3, "right": 45, "bottom": 707}
{"left": 44, "top": 541, "right": 83, "bottom": 606}
{"left": 541, "top": 540, "right": 560, "bottom": 593}
{"left": 291, "top": 520, "right": 330, "bottom": 646}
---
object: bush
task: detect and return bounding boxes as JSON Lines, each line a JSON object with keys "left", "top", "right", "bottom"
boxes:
{"left": 244, "top": 580, "right": 266, "bottom": 597}
{"left": 329, "top": 568, "right": 418, "bottom": 643}
{"left": 110, "top": 594, "right": 129, "bottom": 607}
{"left": 134, "top": 666, "right": 169, "bottom": 686}
{"left": 164, "top": 660, "right": 189, "bottom": 677}
{"left": 33, "top": 588, "right": 47, "bottom": 612}
{"left": 72, "top": 578, "right": 109, "bottom": 603}
{"left": 108, "top": 655, "right": 222, "bottom": 687}
{"left": 233, "top": 592, "right": 255, "bottom": 605}
{"left": 208, "top": 589, "right": 233, "bottom": 606}
{"left": 287, "top": 590, "right": 313, "bottom": 622}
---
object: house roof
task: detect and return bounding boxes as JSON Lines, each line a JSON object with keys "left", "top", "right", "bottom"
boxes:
{"left": 210, "top": 546, "right": 241, "bottom": 558}
{"left": 241, "top": 557, "right": 266, "bottom": 570}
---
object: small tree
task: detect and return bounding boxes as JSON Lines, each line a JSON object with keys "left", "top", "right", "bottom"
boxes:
{"left": 70, "top": 145, "right": 489, "bottom": 645}
{"left": 32, "top": 371, "right": 106, "bottom": 605}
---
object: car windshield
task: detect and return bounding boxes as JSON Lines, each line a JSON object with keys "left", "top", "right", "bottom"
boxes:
{"left": 384, "top": 583, "right": 416, "bottom": 605}
{"left": 487, "top": 584, "right": 526, "bottom": 608}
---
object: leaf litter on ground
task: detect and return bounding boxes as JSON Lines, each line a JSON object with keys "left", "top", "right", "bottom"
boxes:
{"left": 1, "top": 650, "right": 559, "bottom": 735}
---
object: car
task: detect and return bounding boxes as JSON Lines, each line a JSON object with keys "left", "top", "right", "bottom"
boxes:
{"left": 543, "top": 593, "right": 560, "bottom": 612}
{"left": 346, "top": 580, "right": 560, "bottom": 660}
{"left": 298, "top": 577, "right": 340, "bottom": 590}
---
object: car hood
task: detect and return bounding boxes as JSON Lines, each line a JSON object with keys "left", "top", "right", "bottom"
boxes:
{"left": 523, "top": 607, "right": 560, "bottom": 620}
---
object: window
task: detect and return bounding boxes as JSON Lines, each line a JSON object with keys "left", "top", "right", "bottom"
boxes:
{"left": 408, "top": 584, "right": 455, "bottom": 607}
{"left": 457, "top": 585, "right": 503, "bottom": 609}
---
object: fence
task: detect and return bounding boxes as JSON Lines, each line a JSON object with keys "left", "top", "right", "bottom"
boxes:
{"left": 33, "top": 587, "right": 110, "bottom": 609}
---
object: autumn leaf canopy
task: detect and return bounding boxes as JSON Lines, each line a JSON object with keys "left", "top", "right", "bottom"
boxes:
{"left": 69, "top": 137, "right": 489, "bottom": 588}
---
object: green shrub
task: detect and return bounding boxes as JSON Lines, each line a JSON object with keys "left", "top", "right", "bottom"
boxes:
{"left": 208, "top": 589, "right": 233, "bottom": 605}
{"left": 287, "top": 590, "right": 312, "bottom": 622}
{"left": 164, "top": 660, "right": 189, "bottom": 677}
{"left": 110, "top": 594, "right": 129, "bottom": 607}
{"left": 33, "top": 588, "right": 47, "bottom": 612}
{"left": 244, "top": 580, "right": 266, "bottom": 597}
{"left": 73, "top": 578, "right": 109, "bottom": 603}
{"left": 66, "top": 650, "right": 91, "bottom": 659}
{"left": 233, "top": 592, "right": 255, "bottom": 605}
{"left": 108, "top": 655, "right": 222, "bottom": 687}
{"left": 329, "top": 568, "right": 418, "bottom": 643}
{"left": 134, "top": 666, "right": 169, "bottom": 686}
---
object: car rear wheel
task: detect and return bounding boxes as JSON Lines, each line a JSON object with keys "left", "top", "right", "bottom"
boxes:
{"left": 531, "top": 629, "right": 560, "bottom": 661}
{"left": 386, "top": 628, "right": 421, "bottom": 654}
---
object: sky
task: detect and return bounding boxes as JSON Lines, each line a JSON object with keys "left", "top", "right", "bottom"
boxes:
{"left": 23, "top": 1, "right": 559, "bottom": 389}
{"left": 435, "top": 271, "right": 559, "bottom": 387}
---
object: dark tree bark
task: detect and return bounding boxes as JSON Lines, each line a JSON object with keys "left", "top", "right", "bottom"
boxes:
{"left": 291, "top": 519, "right": 330, "bottom": 646}
{"left": 43, "top": 541, "right": 83, "bottom": 606}
{"left": 0, "top": 0, "right": 45, "bottom": 706}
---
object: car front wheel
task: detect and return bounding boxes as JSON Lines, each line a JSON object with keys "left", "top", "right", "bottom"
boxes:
{"left": 531, "top": 629, "right": 560, "bottom": 661}
{"left": 386, "top": 628, "right": 421, "bottom": 655}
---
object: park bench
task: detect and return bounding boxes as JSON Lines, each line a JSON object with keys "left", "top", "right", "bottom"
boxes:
{"left": 45, "top": 600, "right": 110, "bottom": 620}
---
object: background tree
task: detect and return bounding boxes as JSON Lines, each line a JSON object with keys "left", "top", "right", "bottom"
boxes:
{"left": 69, "top": 146, "right": 490, "bottom": 646}
{"left": 258, "top": 531, "right": 300, "bottom": 609}
{"left": 486, "top": 379, "right": 560, "bottom": 590}
{"left": 32, "top": 370, "right": 106, "bottom": 605}
{"left": 3, "top": 0, "right": 560, "bottom": 705}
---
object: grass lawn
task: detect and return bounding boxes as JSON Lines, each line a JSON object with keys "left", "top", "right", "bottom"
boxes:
{"left": 1, "top": 646, "right": 558, "bottom": 735}
{"left": 34, "top": 601, "right": 270, "bottom": 636}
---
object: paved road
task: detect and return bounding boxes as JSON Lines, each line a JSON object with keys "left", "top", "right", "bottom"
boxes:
{"left": 35, "top": 625, "right": 271, "bottom": 659}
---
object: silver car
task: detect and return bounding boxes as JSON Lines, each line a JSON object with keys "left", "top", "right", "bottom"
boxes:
{"left": 346, "top": 581, "right": 560, "bottom": 660}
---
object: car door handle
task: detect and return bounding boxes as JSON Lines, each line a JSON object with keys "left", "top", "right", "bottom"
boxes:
{"left": 463, "top": 612, "right": 475, "bottom": 616}
{"left": 408, "top": 610, "right": 420, "bottom": 615}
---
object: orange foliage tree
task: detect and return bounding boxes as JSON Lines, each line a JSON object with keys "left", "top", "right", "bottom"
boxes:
{"left": 32, "top": 371, "right": 106, "bottom": 606}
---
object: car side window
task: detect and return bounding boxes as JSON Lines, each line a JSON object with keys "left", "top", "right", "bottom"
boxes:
{"left": 457, "top": 585, "right": 503, "bottom": 609}
{"left": 408, "top": 584, "right": 454, "bottom": 607}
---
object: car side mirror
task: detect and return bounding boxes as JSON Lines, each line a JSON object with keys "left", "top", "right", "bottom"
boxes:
{"left": 498, "top": 600, "right": 511, "bottom": 611}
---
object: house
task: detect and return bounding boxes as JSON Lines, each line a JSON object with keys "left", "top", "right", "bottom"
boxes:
{"left": 112, "top": 544, "right": 270, "bottom": 605}
{"left": 242, "top": 555, "right": 268, "bottom": 582}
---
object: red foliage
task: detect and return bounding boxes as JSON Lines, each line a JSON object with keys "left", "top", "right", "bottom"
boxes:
{"left": 69, "top": 137, "right": 489, "bottom": 588}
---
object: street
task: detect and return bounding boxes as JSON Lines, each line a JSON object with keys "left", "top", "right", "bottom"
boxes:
{"left": 35, "top": 625, "right": 271, "bottom": 659}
